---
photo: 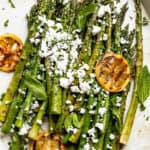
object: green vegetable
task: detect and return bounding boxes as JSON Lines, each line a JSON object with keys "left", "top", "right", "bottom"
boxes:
{"left": 64, "top": 115, "right": 72, "bottom": 130}
{"left": 4, "top": 19, "right": 9, "bottom": 27}
{"left": 24, "top": 74, "right": 47, "bottom": 100}
{"left": 137, "top": 66, "right": 150, "bottom": 110}
{"left": 28, "top": 101, "right": 48, "bottom": 140}
{"left": 72, "top": 113, "right": 81, "bottom": 128}
{"left": 8, "top": 0, "right": 15, "bottom": 8}
{"left": 64, "top": 113, "right": 80, "bottom": 130}
{"left": 0, "top": 60, "right": 26, "bottom": 121}
{"left": 120, "top": 0, "right": 143, "bottom": 144}
{"left": 76, "top": 3, "right": 97, "bottom": 30}
{"left": 9, "top": 132, "right": 21, "bottom": 150}
{"left": 142, "top": 17, "right": 149, "bottom": 26}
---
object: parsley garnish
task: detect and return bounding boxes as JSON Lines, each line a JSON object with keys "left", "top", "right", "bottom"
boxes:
{"left": 142, "top": 17, "right": 149, "bottom": 26}
{"left": 8, "top": 0, "right": 15, "bottom": 8}
{"left": 137, "top": 66, "right": 150, "bottom": 111}
{"left": 4, "top": 19, "right": 9, "bottom": 27}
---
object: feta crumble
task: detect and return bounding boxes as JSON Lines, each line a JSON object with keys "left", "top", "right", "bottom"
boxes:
{"left": 95, "top": 122, "right": 104, "bottom": 131}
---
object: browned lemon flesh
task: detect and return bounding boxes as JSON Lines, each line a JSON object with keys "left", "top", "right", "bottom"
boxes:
{"left": 29, "top": 132, "right": 67, "bottom": 150}
{"left": 96, "top": 53, "right": 131, "bottom": 92}
{"left": 0, "top": 33, "right": 23, "bottom": 72}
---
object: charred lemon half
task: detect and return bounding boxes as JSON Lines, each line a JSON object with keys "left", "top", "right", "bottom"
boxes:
{"left": 0, "top": 33, "right": 23, "bottom": 72}
{"left": 29, "top": 132, "right": 67, "bottom": 150}
{"left": 96, "top": 53, "right": 131, "bottom": 92}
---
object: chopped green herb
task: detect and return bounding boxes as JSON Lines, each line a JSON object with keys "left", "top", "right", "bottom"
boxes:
{"left": 137, "top": 66, "right": 150, "bottom": 111}
{"left": 8, "top": 0, "right": 15, "bottom": 8}
{"left": 4, "top": 19, "right": 9, "bottom": 27}
{"left": 142, "top": 17, "right": 149, "bottom": 26}
{"left": 146, "top": 116, "right": 149, "bottom": 121}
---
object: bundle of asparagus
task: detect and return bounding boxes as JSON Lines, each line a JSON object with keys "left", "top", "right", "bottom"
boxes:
{"left": 0, "top": 0, "right": 149, "bottom": 150}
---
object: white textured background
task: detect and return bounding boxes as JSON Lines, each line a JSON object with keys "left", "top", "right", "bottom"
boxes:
{"left": 0, "top": 0, "right": 150, "bottom": 150}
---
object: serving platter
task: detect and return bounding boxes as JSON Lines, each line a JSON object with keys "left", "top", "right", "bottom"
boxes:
{"left": 0, "top": 0, "right": 150, "bottom": 150}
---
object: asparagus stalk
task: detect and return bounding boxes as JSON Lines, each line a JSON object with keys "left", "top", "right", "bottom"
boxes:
{"left": 49, "top": 1, "right": 73, "bottom": 116}
{"left": 28, "top": 0, "right": 56, "bottom": 136}
{"left": 120, "top": 0, "right": 143, "bottom": 144}
{"left": 102, "top": 3, "right": 130, "bottom": 149}
{"left": 106, "top": 13, "right": 112, "bottom": 52}
{"left": 1, "top": 81, "right": 26, "bottom": 133}
{"left": 69, "top": 17, "right": 106, "bottom": 146}
{"left": 28, "top": 101, "right": 47, "bottom": 140}
{"left": 45, "top": 58, "right": 55, "bottom": 132}
{"left": 103, "top": 31, "right": 135, "bottom": 150}
{"left": 114, "top": 3, "right": 128, "bottom": 54}
{"left": 55, "top": 0, "right": 96, "bottom": 131}
{"left": 0, "top": 60, "right": 27, "bottom": 122}
{"left": 43, "top": 0, "right": 57, "bottom": 132}
{"left": 95, "top": 8, "right": 113, "bottom": 149}
{"left": 9, "top": 132, "right": 21, "bottom": 150}
{"left": 15, "top": 55, "right": 40, "bottom": 128}
{"left": 78, "top": 94, "right": 97, "bottom": 149}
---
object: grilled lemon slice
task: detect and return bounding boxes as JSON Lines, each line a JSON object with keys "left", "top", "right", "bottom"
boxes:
{"left": 96, "top": 53, "right": 131, "bottom": 92}
{"left": 29, "top": 132, "right": 67, "bottom": 150}
{"left": 0, "top": 33, "right": 23, "bottom": 72}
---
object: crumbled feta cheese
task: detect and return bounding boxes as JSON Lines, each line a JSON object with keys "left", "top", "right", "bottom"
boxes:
{"left": 92, "top": 138, "right": 98, "bottom": 143}
{"left": 90, "top": 102, "right": 97, "bottom": 109}
{"left": 69, "top": 105, "right": 74, "bottom": 112}
{"left": 37, "top": 119, "right": 42, "bottom": 125}
{"left": 88, "top": 128, "right": 95, "bottom": 137}
{"left": 56, "top": 22, "right": 63, "bottom": 30}
{"left": 80, "top": 108, "right": 86, "bottom": 114}
{"left": 63, "top": 0, "right": 70, "bottom": 5}
{"left": 83, "top": 143, "right": 90, "bottom": 150}
{"left": 73, "top": 128, "right": 78, "bottom": 134}
{"left": 79, "top": 81, "right": 90, "bottom": 94}
{"left": 98, "top": 107, "right": 106, "bottom": 117}
{"left": 82, "top": 64, "right": 89, "bottom": 70}
{"left": 31, "top": 101, "right": 39, "bottom": 110}
{"left": 89, "top": 110, "right": 96, "bottom": 115}
{"left": 103, "top": 33, "right": 108, "bottom": 41}
{"left": 71, "top": 86, "right": 80, "bottom": 93}
{"left": 114, "top": 2, "right": 122, "bottom": 14}
{"left": 106, "top": 144, "right": 112, "bottom": 149}
{"left": 70, "top": 48, "right": 79, "bottom": 59}
{"left": 82, "top": 134, "right": 87, "bottom": 138}
{"left": 115, "top": 102, "right": 121, "bottom": 107}
{"left": 116, "top": 96, "right": 122, "bottom": 103}
{"left": 66, "top": 127, "right": 77, "bottom": 134}
{"left": 90, "top": 73, "right": 95, "bottom": 78}
{"left": 60, "top": 78, "right": 71, "bottom": 89}
{"left": 98, "top": 5, "right": 111, "bottom": 18}
{"left": 47, "top": 20, "right": 55, "bottom": 27}
{"left": 93, "top": 84, "right": 100, "bottom": 94}
{"left": 19, "top": 123, "right": 31, "bottom": 135}
{"left": 110, "top": 134, "right": 115, "bottom": 140}
{"left": 30, "top": 37, "right": 35, "bottom": 44}
{"left": 10, "top": 128, "right": 14, "bottom": 133}
{"left": 95, "top": 122, "right": 103, "bottom": 131}
{"left": 92, "top": 25, "right": 101, "bottom": 35}
{"left": 120, "top": 37, "right": 128, "bottom": 44}
{"left": 112, "top": 18, "right": 117, "bottom": 24}
{"left": 66, "top": 100, "right": 72, "bottom": 104}
{"left": 77, "top": 69, "right": 86, "bottom": 79}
